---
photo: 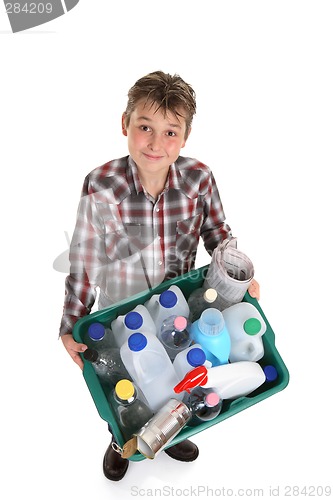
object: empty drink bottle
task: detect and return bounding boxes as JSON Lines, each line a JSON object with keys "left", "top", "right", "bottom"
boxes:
{"left": 185, "top": 387, "right": 222, "bottom": 426}
{"left": 157, "top": 315, "right": 192, "bottom": 360}
{"left": 109, "top": 379, "right": 154, "bottom": 441}
{"left": 83, "top": 322, "right": 115, "bottom": 352}
{"left": 187, "top": 287, "right": 223, "bottom": 322}
{"left": 83, "top": 347, "right": 131, "bottom": 387}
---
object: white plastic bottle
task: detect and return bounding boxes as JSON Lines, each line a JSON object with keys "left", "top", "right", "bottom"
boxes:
{"left": 120, "top": 332, "right": 181, "bottom": 412}
{"left": 173, "top": 344, "right": 211, "bottom": 380}
{"left": 187, "top": 287, "right": 223, "bottom": 322}
{"left": 222, "top": 302, "right": 266, "bottom": 362}
{"left": 111, "top": 304, "right": 157, "bottom": 348}
{"left": 144, "top": 285, "right": 190, "bottom": 334}
{"left": 202, "top": 361, "right": 266, "bottom": 399}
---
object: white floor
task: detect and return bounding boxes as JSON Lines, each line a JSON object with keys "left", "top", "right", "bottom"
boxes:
{"left": 1, "top": 2, "right": 332, "bottom": 498}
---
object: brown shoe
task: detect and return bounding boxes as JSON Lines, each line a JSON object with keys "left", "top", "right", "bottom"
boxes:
{"left": 164, "top": 439, "right": 199, "bottom": 462}
{"left": 103, "top": 438, "right": 129, "bottom": 481}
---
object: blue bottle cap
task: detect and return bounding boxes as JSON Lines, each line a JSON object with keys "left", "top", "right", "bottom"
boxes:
{"left": 264, "top": 365, "right": 278, "bottom": 382}
{"left": 88, "top": 322, "right": 105, "bottom": 341}
{"left": 125, "top": 311, "right": 143, "bottom": 330}
{"left": 187, "top": 348, "right": 206, "bottom": 367}
{"left": 159, "top": 290, "right": 177, "bottom": 308}
{"left": 128, "top": 333, "right": 147, "bottom": 352}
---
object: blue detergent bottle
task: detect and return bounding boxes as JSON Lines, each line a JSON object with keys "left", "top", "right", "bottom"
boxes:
{"left": 190, "top": 308, "right": 231, "bottom": 366}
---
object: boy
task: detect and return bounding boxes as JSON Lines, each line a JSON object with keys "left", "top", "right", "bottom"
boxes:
{"left": 59, "top": 71, "right": 260, "bottom": 481}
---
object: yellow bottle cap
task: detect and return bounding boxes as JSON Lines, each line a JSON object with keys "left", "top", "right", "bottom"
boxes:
{"left": 115, "top": 379, "right": 135, "bottom": 400}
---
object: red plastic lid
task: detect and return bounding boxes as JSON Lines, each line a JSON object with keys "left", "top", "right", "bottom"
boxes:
{"left": 173, "top": 366, "right": 208, "bottom": 394}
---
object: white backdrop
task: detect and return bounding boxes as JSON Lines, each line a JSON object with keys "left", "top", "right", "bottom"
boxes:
{"left": 1, "top": 1, "right": 332, "bottom": 498}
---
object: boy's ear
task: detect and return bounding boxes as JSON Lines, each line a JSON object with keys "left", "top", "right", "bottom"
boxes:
{"left": 121, "top": 113, "right": 128, "bottom": 136}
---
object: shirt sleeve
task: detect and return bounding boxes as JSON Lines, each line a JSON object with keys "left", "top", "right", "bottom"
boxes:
{"left": 59, "top": 175, "right": 107, "bottom": 337}
{"left": 200, "top": 171, "right": 233, "bottom": 255}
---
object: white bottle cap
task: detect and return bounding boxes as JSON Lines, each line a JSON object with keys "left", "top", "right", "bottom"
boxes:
{"left": 203, "top": 288, "right": 218, "bottom": 303}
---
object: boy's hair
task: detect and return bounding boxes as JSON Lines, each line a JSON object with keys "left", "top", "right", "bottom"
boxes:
{"left": 124, "top": 71, "right": 196, "bottom": 139}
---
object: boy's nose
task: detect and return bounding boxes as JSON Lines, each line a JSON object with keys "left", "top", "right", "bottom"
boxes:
{"left": 148, "top": 135, "right": 162, "bottom": 151}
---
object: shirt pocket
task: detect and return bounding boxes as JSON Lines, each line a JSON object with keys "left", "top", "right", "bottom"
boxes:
{"left": 104, "top": 219, "right": 132, "bottom": 261}
{"left": 175, "top": 213, "right": 203, "bottom": 262}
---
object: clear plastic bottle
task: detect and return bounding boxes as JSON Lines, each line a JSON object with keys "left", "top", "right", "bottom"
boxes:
{"left": 173, "top": 344, "right": 210, "bottom": 380}
{"left": 185, "top": 387, "right": 222, "bottom": 426}
{"left": 109, "top": 379, "right": 154, "bottom": 441}
{"left": 83, "top": 347, "right": 131, "bottom": 386}
{"left": 187, "top": 287, "right": 223, "bottom": 322}
{"left": 111, "top": 304, "right": 157, "bottom": 348}
{"left": 190, "top": 308, "right": 231, "bottom": 366}
{"left": 157, "top": 315, "right": 192, "bottom": 360}
{"left": 83, "top": 322, "right": 115, "bottom": 352}
{"left": 145, "top": 285, "right": 190, "bottom": 334}
{"left": 120, "top": 332, "right": 181, "bottom": 412}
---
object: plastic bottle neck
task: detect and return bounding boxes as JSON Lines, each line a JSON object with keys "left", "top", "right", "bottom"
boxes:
{"left": 198, "top": 308, "right": 225, "bottom": 336}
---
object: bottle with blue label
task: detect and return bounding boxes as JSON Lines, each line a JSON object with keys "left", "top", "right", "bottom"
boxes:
{"left": 111, "top": 304, "right": 157, "bottom": 348}
{"left": 83, "top": 322, "right": 115, "bottom": 352}
{"left": 189, "top": 308, "right": 231, "bottom": 366}
{"left": 145, "top": 285, "right": 190, "bottom": 334}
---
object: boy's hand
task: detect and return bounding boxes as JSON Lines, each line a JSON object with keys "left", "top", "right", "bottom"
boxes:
{"left": 248, "top": 279, "right": 260, "bottom": 300}
{"left": 61, "top": 333, "right": 87, "bottom": 370}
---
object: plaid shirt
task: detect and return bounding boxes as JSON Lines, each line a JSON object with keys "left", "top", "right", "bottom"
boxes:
{"left": 59, "top": 155, "right": 232, "bottom": 336}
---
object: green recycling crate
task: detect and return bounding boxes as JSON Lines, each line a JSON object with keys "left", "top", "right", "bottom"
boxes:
{"left": 73, "top": 265, "right": 289, "bottom": 461}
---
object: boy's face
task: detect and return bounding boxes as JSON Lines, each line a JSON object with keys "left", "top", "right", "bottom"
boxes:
{"left": 122, "top": 99, "right": 190, "bottom": 177}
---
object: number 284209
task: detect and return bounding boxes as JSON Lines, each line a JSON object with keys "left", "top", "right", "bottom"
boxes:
{"left": 5, "top": 3, "right": 53, "bottom": 14}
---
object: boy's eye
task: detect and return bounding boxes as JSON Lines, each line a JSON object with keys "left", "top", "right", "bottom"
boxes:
{"left": 167, "top": 131, "right": 176, "bottom": 137}
{"left": 140, "top": 125, "right": 151, "bottom": 132}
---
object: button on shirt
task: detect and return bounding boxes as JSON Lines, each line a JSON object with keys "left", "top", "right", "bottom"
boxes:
{"left": 59, "top": 155, "right": 232, "bottom": 336}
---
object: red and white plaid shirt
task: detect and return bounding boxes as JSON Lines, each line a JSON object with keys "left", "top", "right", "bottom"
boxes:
{"left": 59, "top": 155, "right": 232, "bottom": 336}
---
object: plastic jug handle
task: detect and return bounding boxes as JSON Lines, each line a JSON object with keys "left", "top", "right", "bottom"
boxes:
{"left": 173, "top": 366, "right": 208, "bottom": 394}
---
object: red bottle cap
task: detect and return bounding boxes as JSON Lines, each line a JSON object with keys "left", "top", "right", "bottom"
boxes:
{"left": 173, "top": 366, "right": 208, "bottom": 394}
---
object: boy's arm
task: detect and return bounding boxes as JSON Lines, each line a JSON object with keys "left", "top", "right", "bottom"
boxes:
{"left": 200, "top": 171, "right": 233, "bottom": 254}
{"left": 59, "top": 176, "right": 106, "bottom": 358}
{"left": 200, "top": 171, "right": 260, "bottom": 300}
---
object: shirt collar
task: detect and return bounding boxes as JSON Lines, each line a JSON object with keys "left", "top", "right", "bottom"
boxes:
{"left": 126, "top": 155, "right": 198, "bottom": 200}
{"left": 127, "top": 156, "right": 144, "bottom": 195}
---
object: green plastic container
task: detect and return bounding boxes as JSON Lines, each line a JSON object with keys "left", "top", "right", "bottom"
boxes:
{"left": 73, "top": 265, "right": 289, "bottom": 461}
